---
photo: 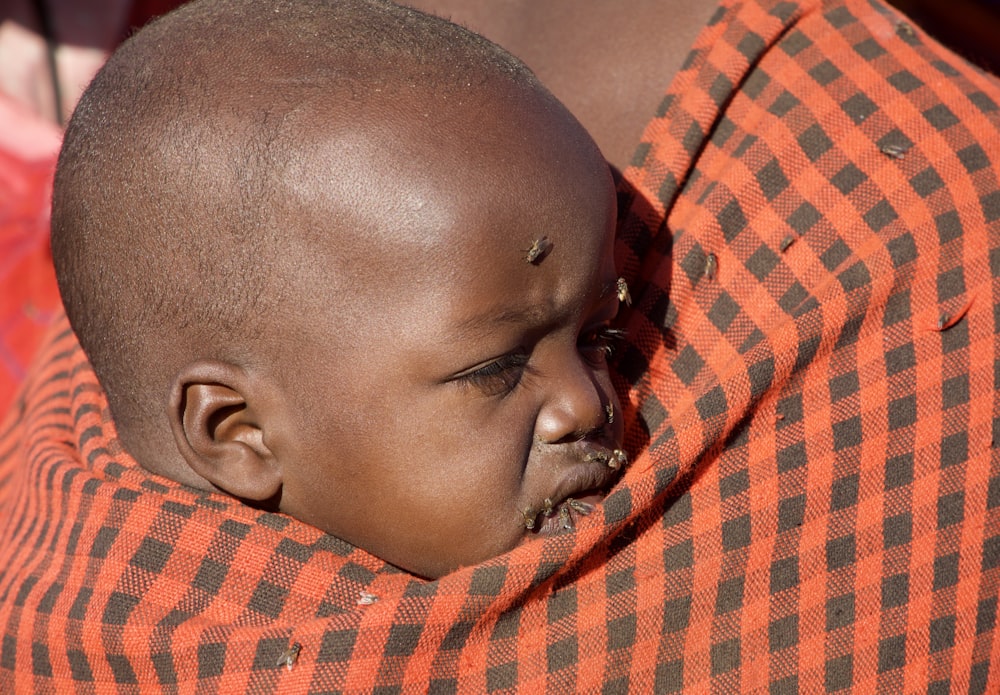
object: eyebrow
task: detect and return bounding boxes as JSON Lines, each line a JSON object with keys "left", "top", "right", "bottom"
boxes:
{"left": 450, "top": 280, "right": 620, "bottom": 341}
{"left": 451, "top": 306, "right": 548, "bottom": 340}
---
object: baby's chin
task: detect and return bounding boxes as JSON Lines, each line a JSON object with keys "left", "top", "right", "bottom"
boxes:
{"left": 411, "top": 490, "right": 607, "bottom": 578}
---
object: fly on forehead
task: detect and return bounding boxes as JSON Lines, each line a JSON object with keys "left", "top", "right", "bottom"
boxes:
{"left": 524, "top": 236, "right": 554, "bottom": 264}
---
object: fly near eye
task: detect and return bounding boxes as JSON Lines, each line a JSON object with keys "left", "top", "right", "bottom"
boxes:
{"left": 587, "top": 326, "right": 628, "bottom": 359}
{"left": 616, "top": 277, "right": 632, "bottom": 306}
{"left": 524, "top": 236, "right": 553, "bottom": 264}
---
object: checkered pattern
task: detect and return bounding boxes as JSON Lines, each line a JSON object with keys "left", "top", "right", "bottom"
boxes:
{"left": 1, "top": 0, "right": 998, "bottom": 691}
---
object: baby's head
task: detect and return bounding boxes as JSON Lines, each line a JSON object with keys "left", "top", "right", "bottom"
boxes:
{"left": 51, "top": 0, "right": 623, "bottom": 579}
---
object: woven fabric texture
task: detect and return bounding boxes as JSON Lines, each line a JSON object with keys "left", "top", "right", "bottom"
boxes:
{"left": 1, "top": 0, "right": 999, "bottom": 691}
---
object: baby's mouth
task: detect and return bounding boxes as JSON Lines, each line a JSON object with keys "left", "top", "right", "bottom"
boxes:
{"left": 582, "top": 448, "right": 628, "bottom": 470}
{"left": 521, "top": 444, "right": 628, "bottom": 536}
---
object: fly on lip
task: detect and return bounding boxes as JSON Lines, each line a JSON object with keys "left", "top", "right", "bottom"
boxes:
{"left": 522, "top": 495, "right": 597, "bottom": 533}
{"left": 584, "top": 448, "right": 628, "bottom": 470}
{"left": 521, "top": 444, "right": 625, "bottom": 534}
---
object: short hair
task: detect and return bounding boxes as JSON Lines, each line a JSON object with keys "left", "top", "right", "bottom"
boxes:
{"left": 50, "top": 0, "right": 536, "bottom": 433}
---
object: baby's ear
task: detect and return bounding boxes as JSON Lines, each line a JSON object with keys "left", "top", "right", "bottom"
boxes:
{"left": 168, "top": 361, "right": 282, "bottom": 503}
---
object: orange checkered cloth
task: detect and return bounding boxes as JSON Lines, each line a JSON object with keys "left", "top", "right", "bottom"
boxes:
{"left": 2, "top": 0, "right": 998, "bottom": 691}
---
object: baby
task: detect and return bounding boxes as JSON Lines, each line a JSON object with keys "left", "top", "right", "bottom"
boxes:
{"left": 50, "top": 0, "right": 628, "bottom": 579}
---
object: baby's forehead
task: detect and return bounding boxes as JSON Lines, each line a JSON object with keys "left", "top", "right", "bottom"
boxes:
{"left": 271, "top": 80, "right": 584, "bottom": 229}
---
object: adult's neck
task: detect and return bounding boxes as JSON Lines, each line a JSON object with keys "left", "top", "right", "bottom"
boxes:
{"left": 407, "top": 0, "right": 719, "bottom": 171}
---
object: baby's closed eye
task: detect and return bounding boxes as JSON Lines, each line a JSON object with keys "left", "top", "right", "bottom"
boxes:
{"left": 456, "top": 352, "right": 532, "bottom": 397}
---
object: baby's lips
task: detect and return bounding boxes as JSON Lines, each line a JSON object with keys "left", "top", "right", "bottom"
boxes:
{"left": 519, "top": 439, "right": 628, "bottom": 536}
{"left": 565, "top": 493, "right": 599, "bottom": 515}
{"left": 539, "top": 448, "right": 627, "bottom": 531}
{"left": 577, "top": 440, "right": 629, "bottom": 474}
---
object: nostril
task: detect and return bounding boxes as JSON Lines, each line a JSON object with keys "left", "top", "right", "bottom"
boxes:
{"left": 537, "top": 416, "right": 607, "bottom": 444}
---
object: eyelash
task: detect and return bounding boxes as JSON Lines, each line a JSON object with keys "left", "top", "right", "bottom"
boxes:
{"left": 459, "top": 327, "right": 627, "bottom": 397}
{"left": 460, "top": 352, "right": 532, "bottom": 397}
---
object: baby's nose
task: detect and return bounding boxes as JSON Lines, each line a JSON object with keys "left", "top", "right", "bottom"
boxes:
{"left": 534, "top": 357, "right": 608, "bottom": 444}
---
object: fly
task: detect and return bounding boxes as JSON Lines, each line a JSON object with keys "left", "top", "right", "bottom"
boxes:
{"left": 524, "top": 236, "right": 553, "bottom": 264}
{"left": 566, "top": 498, "right": 594, "bottom": 516}
{"left": 704, "top": 253, "right": 718, "bottom": 281}
{"left": 585, "top": 451, "right": 610, "bottom": 465}
{"left": 880, "top": 143, "right": 908, "bottom": 159}
{"left": 616, "top": 277, "right": 632, "bottom": 305}
{"left": 357, "top": 590, "right": 378, "bottom": 606}
{"left": 609, "top": 449, "right": 628, "bottom": 470}
{"left": 276, "top": 643, "right": 301, "bottom": 671}
{"left": 559, "top": 505, "right": 573, "bottom": 530}
{"left": 522, "top": 507, "right": 537, "bottom": 530}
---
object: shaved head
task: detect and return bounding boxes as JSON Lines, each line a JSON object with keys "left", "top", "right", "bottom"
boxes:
{"left": 48, "top": 0, "right": 620, "bottom": 575}
{"left": 50, "top": 0, "right": 539, "bottom": 459}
